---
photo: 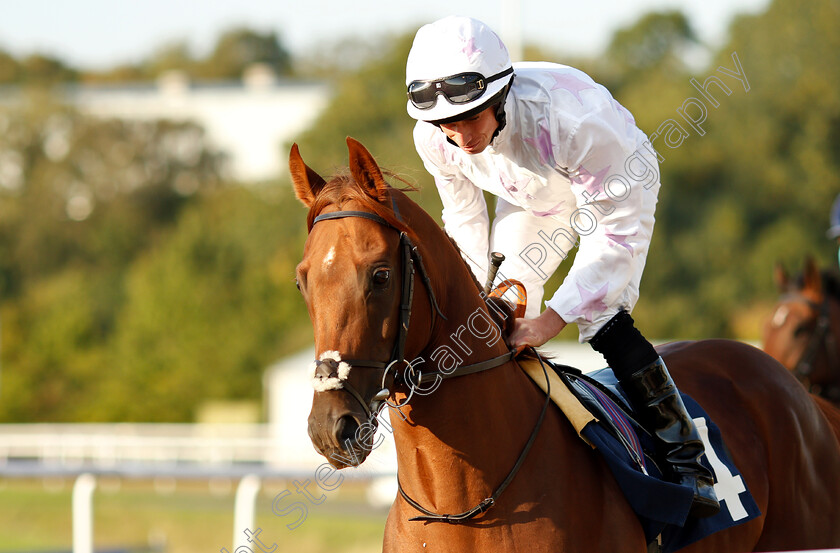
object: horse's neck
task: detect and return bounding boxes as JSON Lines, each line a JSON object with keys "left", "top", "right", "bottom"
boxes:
{"left": 389, "top": 356, "right": 542, "bottom": 508}
{"left": 391, "top": 199, "right": 543, "bottom": 507}
{"left": 385, "top": 195, "right": 609, "bottom": 528}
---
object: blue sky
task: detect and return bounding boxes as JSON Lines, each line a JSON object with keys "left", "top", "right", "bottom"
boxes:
{"left": 0, "top": 0, "right": 771, "bottom": 69}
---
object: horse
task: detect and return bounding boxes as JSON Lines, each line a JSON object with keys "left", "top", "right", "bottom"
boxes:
{"left": 290, "top": 137, "right": 840, "bottom": 552}
{"left": 763, "top": 256, "right": 840, "bottom": 404}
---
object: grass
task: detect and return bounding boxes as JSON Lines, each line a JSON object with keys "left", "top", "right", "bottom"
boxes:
{"left": 0, "top": 478, "right": 387, "bottom": 553}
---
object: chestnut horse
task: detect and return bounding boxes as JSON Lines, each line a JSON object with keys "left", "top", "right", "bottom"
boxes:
{"left": 763, "top": 257, "right": 840, "bottom": 404}
{"left": 291, "top": 138, "right": 840, "bottom": 553}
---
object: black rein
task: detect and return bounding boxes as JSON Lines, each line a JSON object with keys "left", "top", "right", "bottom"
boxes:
{"left": 792, "top": 296, "right": 840, "bottom": 401}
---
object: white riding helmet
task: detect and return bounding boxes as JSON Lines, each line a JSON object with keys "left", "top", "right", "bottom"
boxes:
{"left": 406, "top": 16, "right": 514, "bottom": 122}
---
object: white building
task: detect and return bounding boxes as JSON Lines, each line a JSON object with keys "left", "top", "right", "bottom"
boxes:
{"left": 66, "top": 66, "right": 331, "bottom": 182}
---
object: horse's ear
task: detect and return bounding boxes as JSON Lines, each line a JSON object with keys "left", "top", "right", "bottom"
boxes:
{"left": 289, "top": 143, "right": 327, "bottom": 207}
{"left": 803, "top": 255, "right": 823, "bottom": 296}
{"left": 773, "top": 261, "right": 790, "bottom": 292}
{"left": 346, "top": 137, "right": 389, "bottom": 203}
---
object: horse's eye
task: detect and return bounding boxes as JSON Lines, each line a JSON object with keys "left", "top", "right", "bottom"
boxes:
{"left": 793, "top": 322, "right": 811, "bottom": 338}
{"left": 372, "top": 268, "right": 390, "bottom": 287}
{"left": 295, "top": 278, "right": 301, "bottom": 291}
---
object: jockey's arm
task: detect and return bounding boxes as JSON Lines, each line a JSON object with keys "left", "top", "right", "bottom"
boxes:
{"left": 542, "top": 109, "right": 659, "bottom": 343}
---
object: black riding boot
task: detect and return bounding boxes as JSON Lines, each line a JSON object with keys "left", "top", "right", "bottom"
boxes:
{"left": 590, "top": 310, "right": 720, "bottom": 519}
{"left": 621, "top": 356, "right": 720, "bottom": 518}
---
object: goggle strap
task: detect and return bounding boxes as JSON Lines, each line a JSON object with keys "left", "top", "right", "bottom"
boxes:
{"left": 484, "top": 66, "right": 513, "bottom": 85}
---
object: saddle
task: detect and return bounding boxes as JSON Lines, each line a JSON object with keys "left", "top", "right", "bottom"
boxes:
{"left": 486, "top": 280, "right": 760, "bottom": 553}
{"left": 518, "top": 354, "right": 760, "bottom": 553}
{"left": 520, "top": 357, "right": 649, "bottom": 466}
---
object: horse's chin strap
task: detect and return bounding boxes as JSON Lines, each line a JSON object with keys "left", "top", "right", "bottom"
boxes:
{"left": 397, "top": 348, "right": 552, "bottom": 524}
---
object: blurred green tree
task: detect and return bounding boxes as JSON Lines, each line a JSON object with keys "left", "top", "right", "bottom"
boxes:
{"left": 143, "top": 40, "right": 196, "bottom": 78}
{"left": 607, "top": 11, "right": 698, "bottom": 75}
{"left": 198, "top": 28, "right": 292, "bottom": 80}
{"left": 0, "top": 97, "right": 226, "bottom": 421}
{"left": 0, "top": 50, "right": 20, "bottom": 83}
{"left": 627, "top": 0, "right": 840, "bottom": 338}
{"left": 101, "top": 186, "right": 307, "bottom": 421}
{"left": 20, "top": 53, "right": 77, "bottom": 84}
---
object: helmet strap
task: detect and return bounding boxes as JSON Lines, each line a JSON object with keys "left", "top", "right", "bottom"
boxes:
{"left": 490, "top": 74, "right": 514, "bottom": 142}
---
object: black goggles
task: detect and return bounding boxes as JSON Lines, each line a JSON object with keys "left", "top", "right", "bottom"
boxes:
{"left": 407, "top": 67, "right": 513, "bottom": 110}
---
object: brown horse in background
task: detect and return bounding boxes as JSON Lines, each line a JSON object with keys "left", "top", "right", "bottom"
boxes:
{"left": 763, "top": 256, "right": 840, "bottom": 404}
{"left": 291, "top": 138, "right": 840, "bottom": 552}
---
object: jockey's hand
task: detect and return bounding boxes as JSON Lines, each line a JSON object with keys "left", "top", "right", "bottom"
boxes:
{"left": 508, "top": 307, "right": 567, "bottom": 350}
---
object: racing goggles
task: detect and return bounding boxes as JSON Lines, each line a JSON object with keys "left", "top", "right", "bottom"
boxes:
{"left": 407, "top": 67, "right": 513, "bottom": 110}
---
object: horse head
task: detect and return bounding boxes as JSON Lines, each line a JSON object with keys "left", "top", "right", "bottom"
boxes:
{"left": 290, "top": 137, "right": 439, "bottom": 468}
{"left": 763, "top": 256, "right": 840, "bottom": 400}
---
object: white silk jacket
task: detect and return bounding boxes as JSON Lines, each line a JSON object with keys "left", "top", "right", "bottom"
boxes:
{"left": 413, "top": 62, "right": 661, "bottom": 341}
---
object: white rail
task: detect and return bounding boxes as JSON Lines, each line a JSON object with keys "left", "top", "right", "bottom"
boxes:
{"left": 0, "top": 423, "right": 395, "bottom": 553}
{"left": 0, "top": 422, "right": 396, "bottom": 480}
{"left": 0, "top": 423, "right": 277, "bottom": 467}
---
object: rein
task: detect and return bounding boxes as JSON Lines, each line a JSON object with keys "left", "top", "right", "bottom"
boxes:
{"left": 398, "top": 350, "right": 552, "bottom": 524}
{"left": 309, "top": 203, "right": 552, "bottom": 523}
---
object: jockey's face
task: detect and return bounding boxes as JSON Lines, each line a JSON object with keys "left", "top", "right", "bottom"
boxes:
{"left": 439, "top": 106, "right": 499, "bottom": 155}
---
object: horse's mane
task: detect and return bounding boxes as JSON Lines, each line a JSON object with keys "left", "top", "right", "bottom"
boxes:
{"left": 444, "top": 232, "right": 541, "bottom": 361}
{"left": 444, "top": 233, "right": 484, "bottom": 293}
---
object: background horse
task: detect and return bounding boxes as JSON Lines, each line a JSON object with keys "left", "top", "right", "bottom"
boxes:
{"left": 291, "top": 138, "right": 840, "bottom": 552}
{"left": 763, "top": 257, "right": 840, "bottom": 404}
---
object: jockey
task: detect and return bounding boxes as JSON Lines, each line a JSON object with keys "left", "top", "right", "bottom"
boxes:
{"left": 405, "top": 15, "right": 719, "bottom": 518}
{"left": 829, "top": 193, "right": 840, "bottom": 269}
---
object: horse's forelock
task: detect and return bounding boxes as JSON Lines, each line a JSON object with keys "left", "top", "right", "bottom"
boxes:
{"left": 305, "top": 173, "right": 412, "bottom": 238}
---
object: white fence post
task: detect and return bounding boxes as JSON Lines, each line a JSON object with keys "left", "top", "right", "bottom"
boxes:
{"left": 233, "top": 474, "right": 261, "bottom": 548}
{"left": 72, "top": 473, "right": 96, "bottom": 553}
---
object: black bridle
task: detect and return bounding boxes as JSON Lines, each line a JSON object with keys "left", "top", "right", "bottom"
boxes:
{"left": 786, "top": 295, "right": 840, "bottom": 401}
{"left": 306, "top": 204, "right": 550, "bottom": 524}
{"left": 309, "top": 208, "right": 446, "bottom": 417}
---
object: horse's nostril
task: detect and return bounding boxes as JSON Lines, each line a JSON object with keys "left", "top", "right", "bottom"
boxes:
{"left": 334, "top": 415, "right": 360, "bottom": 446}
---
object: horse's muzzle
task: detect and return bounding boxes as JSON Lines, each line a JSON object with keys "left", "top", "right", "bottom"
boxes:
{"left": 307, "top": 397, "right": 378, "bottom": 469}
